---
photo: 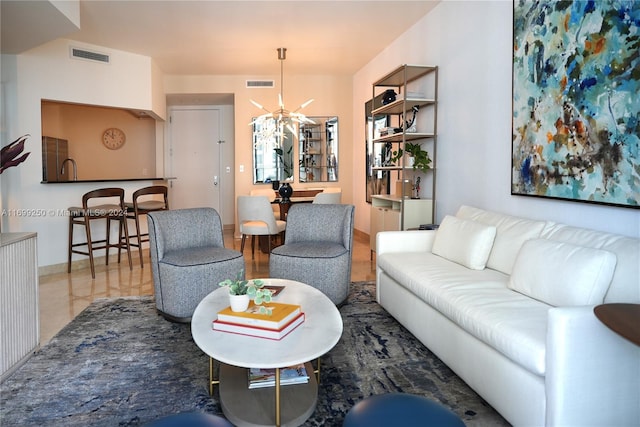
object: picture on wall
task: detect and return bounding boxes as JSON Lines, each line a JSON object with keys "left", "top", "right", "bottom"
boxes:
{"left": 512, "top": 0, "right": 639, "bottom": 208}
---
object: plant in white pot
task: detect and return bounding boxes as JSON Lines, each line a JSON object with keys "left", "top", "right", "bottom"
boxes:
{"left": 389, "top": 143, "right": 432, "bottom": 198}
{"left": 218, "top": 269, "right": 273, "bottom": 313}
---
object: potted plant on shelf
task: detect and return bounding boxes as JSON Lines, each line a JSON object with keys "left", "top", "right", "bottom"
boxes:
{"left": 389, "top": 143, "right": 432, "bottom": 198}
{"left": 389, "top": 143, "right": 431, "bottom": 172}
{"left": 218, "top": 269, "right": 273, "bottom": 313}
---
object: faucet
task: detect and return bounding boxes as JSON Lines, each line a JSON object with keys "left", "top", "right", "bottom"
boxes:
{"left": 60, "top": 158, "right": 77, "bottom": 181}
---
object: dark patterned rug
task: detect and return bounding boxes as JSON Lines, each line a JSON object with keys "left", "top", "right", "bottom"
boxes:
{"left": 0, "top": 281, "right": 509, "bottom": 426}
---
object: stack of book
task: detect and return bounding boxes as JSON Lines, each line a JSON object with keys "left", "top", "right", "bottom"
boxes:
{"left": 212, "top": 301, "right": 305, "bottom": 340}
{"left": 247, "top": 364, "right": 309, "bottom": 389}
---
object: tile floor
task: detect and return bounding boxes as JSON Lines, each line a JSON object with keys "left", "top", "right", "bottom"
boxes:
{"left": 38, "top": 230, "right": 376, "bottom": 345}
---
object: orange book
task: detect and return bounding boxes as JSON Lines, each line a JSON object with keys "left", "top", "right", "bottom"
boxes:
{"left": 213, "top": 312, "right": 305, "bottom": 340}
{"left": 217, "top": 301, "right": 302, "bottom": 330}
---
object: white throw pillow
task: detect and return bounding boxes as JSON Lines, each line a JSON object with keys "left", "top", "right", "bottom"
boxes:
{"left": 431, "top": 215, "right": 497, "bottom": 270}
{"left": 509, "top": 239, "right": 617, "bottom": 306}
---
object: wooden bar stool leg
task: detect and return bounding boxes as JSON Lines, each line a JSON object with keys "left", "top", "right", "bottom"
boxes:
{"left": 135, "top": 213, "right": 144, "bottom": 267}
{"left": 84, "top": 215, "right": 96, "bottom": 279}
{"left": 67, "top": 215, "right": 74, "bottom": 273}
{"left": 121, "top": 216, "right": 132, "bottom": 270}
{"left": 117, "top": 216, "right": 123, "bottom": 264}
{"left": 105, "top": 216, "right": 111, "bottom": 266}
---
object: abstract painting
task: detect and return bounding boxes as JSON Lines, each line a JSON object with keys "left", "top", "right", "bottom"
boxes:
{"left": 512, "top": 0, "right": 640, "bottom": 208}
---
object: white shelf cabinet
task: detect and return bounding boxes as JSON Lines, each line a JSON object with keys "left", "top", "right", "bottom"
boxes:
{"left": 370, "top": 195, "right": 433, "bottom": 254}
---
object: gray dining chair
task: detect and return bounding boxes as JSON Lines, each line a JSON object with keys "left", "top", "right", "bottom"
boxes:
{"left": 147, "top": 207, "right": 244, "bottom": 322}
{"left": 313, "top": 191, "right": 342, "bottom": 204}
{"left": 269, "top": 203, "right": 355, "bottom": 305}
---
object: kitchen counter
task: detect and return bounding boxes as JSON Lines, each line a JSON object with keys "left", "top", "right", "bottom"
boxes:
{"left": 41, "top": 177, "right": 175, "bottom": 184}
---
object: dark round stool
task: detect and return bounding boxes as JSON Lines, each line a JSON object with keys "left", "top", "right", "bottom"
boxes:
{"left": 343, "top": 393, "right": 465, "bottom": 427}
{"left": 146, "top": 412, "right": 233, "bottom": 427}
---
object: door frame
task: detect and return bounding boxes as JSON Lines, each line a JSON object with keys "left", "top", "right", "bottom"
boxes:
{"left": 166, "top": 104, "right": 235, "bottom": 226}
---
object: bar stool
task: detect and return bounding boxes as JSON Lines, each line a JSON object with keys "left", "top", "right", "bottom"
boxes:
{"left": 67, "top": 187, "right": 132, "bottom": 279}
{"left": 122, "top": 185, "right": 169, "bottom": 267}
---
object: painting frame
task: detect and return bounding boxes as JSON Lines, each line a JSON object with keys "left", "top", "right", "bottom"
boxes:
{"left": 511, "top": 0, "right": 639, "bottom": 209}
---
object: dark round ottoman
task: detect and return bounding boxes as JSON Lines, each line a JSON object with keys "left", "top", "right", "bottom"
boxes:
{"left": 146, "top": 412, "right": 233, "bottom": 427}
{"left": 343, "top": 393, "right": 465, "bottom": 427}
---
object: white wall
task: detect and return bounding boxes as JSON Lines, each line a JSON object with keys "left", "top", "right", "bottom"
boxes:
{"left": 165, "top": 73, "right": 353, "bottom": 232}
{"left": 352, "top": 0, "right": 639, "bottom": 238}
{"left": 0, "top": 39, "right": 166, "bottom": 267}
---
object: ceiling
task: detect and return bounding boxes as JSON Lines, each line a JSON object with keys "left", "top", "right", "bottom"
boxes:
{"left": 1, "top": 0, "right": 439, "bottom": 76}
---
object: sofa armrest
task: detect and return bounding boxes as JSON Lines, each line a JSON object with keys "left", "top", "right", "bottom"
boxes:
{"left": 546, "top": 306, "right": 640, "bottom": 426}
{"left": 376, "top": 230, "right": 436, "bottom": 256}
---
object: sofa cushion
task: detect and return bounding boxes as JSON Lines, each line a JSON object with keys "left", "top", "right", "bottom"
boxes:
{"left": 541, "top": 223, "right": 640, "bottom": 303}
{"left": 378, "top": 252, "right": 549, "bottom": 375}
{"left": 509, "top": 239, "right": 617, "bottom": 306}
{"left": 161, "top": 247, "right": 243, "bottom": 267}
{"left": 270, "top": 242, "right": 347, "bottom": 259}
{"left": 456, "top": 205, "right": 547, "bottom": 275}
{"left": 432, "top": 215, "right": 496, "bottom": 270}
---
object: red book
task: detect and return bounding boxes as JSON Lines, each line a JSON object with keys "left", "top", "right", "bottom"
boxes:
{"left": 212, "top": 312, "right": 305, "bottom": 340}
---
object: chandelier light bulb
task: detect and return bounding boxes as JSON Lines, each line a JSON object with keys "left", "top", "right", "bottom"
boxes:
{"left": 249, "top": 47, "right": 314, "bottom": 140}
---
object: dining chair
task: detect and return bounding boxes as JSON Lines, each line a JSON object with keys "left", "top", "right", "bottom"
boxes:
{"left": 67, "top": 187, "right": 132, "bottom": 279}
{"left": 237, "top": 195, "right": 287, "bottom": 259}
{"left": 123, "top": 185, "right": 169, "bottom": 268}
{"left": 250, "top": 187, "right": 279, "bottom": 220}
{"left": 313, "top": 191, "right": 342, "bottom": 204}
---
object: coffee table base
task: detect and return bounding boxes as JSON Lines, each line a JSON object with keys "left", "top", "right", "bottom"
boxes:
{"left": 219, "top": 362, "right": 318, "bottom": 427}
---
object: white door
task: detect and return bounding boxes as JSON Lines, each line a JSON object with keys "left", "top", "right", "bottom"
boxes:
{"left": 168, "top": 107, "right": 223, "bottom": 212}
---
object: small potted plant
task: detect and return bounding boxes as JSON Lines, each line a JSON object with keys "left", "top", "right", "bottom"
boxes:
{"left": 389, "top": 143, "right": 432, "bottom": 199}
{"left": 389, "top": 143, "right": 431, "bottom": 173}
{"left": 218, "top": 269, "right": 273, "bottom": 313}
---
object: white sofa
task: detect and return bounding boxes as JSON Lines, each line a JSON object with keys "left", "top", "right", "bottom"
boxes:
{"left": 376, "top": 205, "right": 640, "bottom": 426}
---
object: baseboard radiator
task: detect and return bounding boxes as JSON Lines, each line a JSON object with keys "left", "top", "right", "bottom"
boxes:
{"left": 1, "top": 233, "right": 39, "bottom": 381}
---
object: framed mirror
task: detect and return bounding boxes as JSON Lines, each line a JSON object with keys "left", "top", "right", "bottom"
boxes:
{"left": 252, "top": 118, "right": 294, "bottom": 184}
{"left": 299, "top": 116, "right": 338, "bottom": 182}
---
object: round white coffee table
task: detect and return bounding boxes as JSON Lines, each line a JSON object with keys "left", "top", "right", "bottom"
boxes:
{"left": 191, "top": 278, "right": 343, "bottom": 427}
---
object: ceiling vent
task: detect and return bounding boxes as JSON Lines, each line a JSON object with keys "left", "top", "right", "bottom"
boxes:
{"left": 246, "top": 80, "right": 274, "bottom": 88}
{"left": 70, "top": 47, "right": 110, "bottom": 64}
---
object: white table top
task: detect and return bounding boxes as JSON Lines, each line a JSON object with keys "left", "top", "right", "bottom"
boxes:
{"left": 191, "top": 279, "right": 343, "bottom": 369}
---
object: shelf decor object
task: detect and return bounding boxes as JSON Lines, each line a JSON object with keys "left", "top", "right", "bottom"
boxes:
{"left": 512, "top": 1, "right": 640, "bottom": 208}
{"left": 278, "top": 182, "right": 293, "bottom": 203}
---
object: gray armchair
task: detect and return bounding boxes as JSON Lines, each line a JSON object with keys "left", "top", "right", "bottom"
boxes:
{"left": 269, "top": 203, "right": 355, "bottom": 305}
{"left": 147, "top": 208, "right": 245, "bottom": 322}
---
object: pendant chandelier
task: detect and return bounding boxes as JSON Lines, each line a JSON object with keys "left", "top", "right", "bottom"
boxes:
{"left": 250, "top": 48, "right": 314, "bottom": 139}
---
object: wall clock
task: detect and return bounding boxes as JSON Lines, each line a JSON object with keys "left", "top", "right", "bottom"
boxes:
{"left": 102, "top": 127, "right": 126, "bottom": 150}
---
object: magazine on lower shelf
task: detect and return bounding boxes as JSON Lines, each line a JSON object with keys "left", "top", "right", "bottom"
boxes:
{"left": 248, "top": 363, "right": 309, "bottom": 389}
